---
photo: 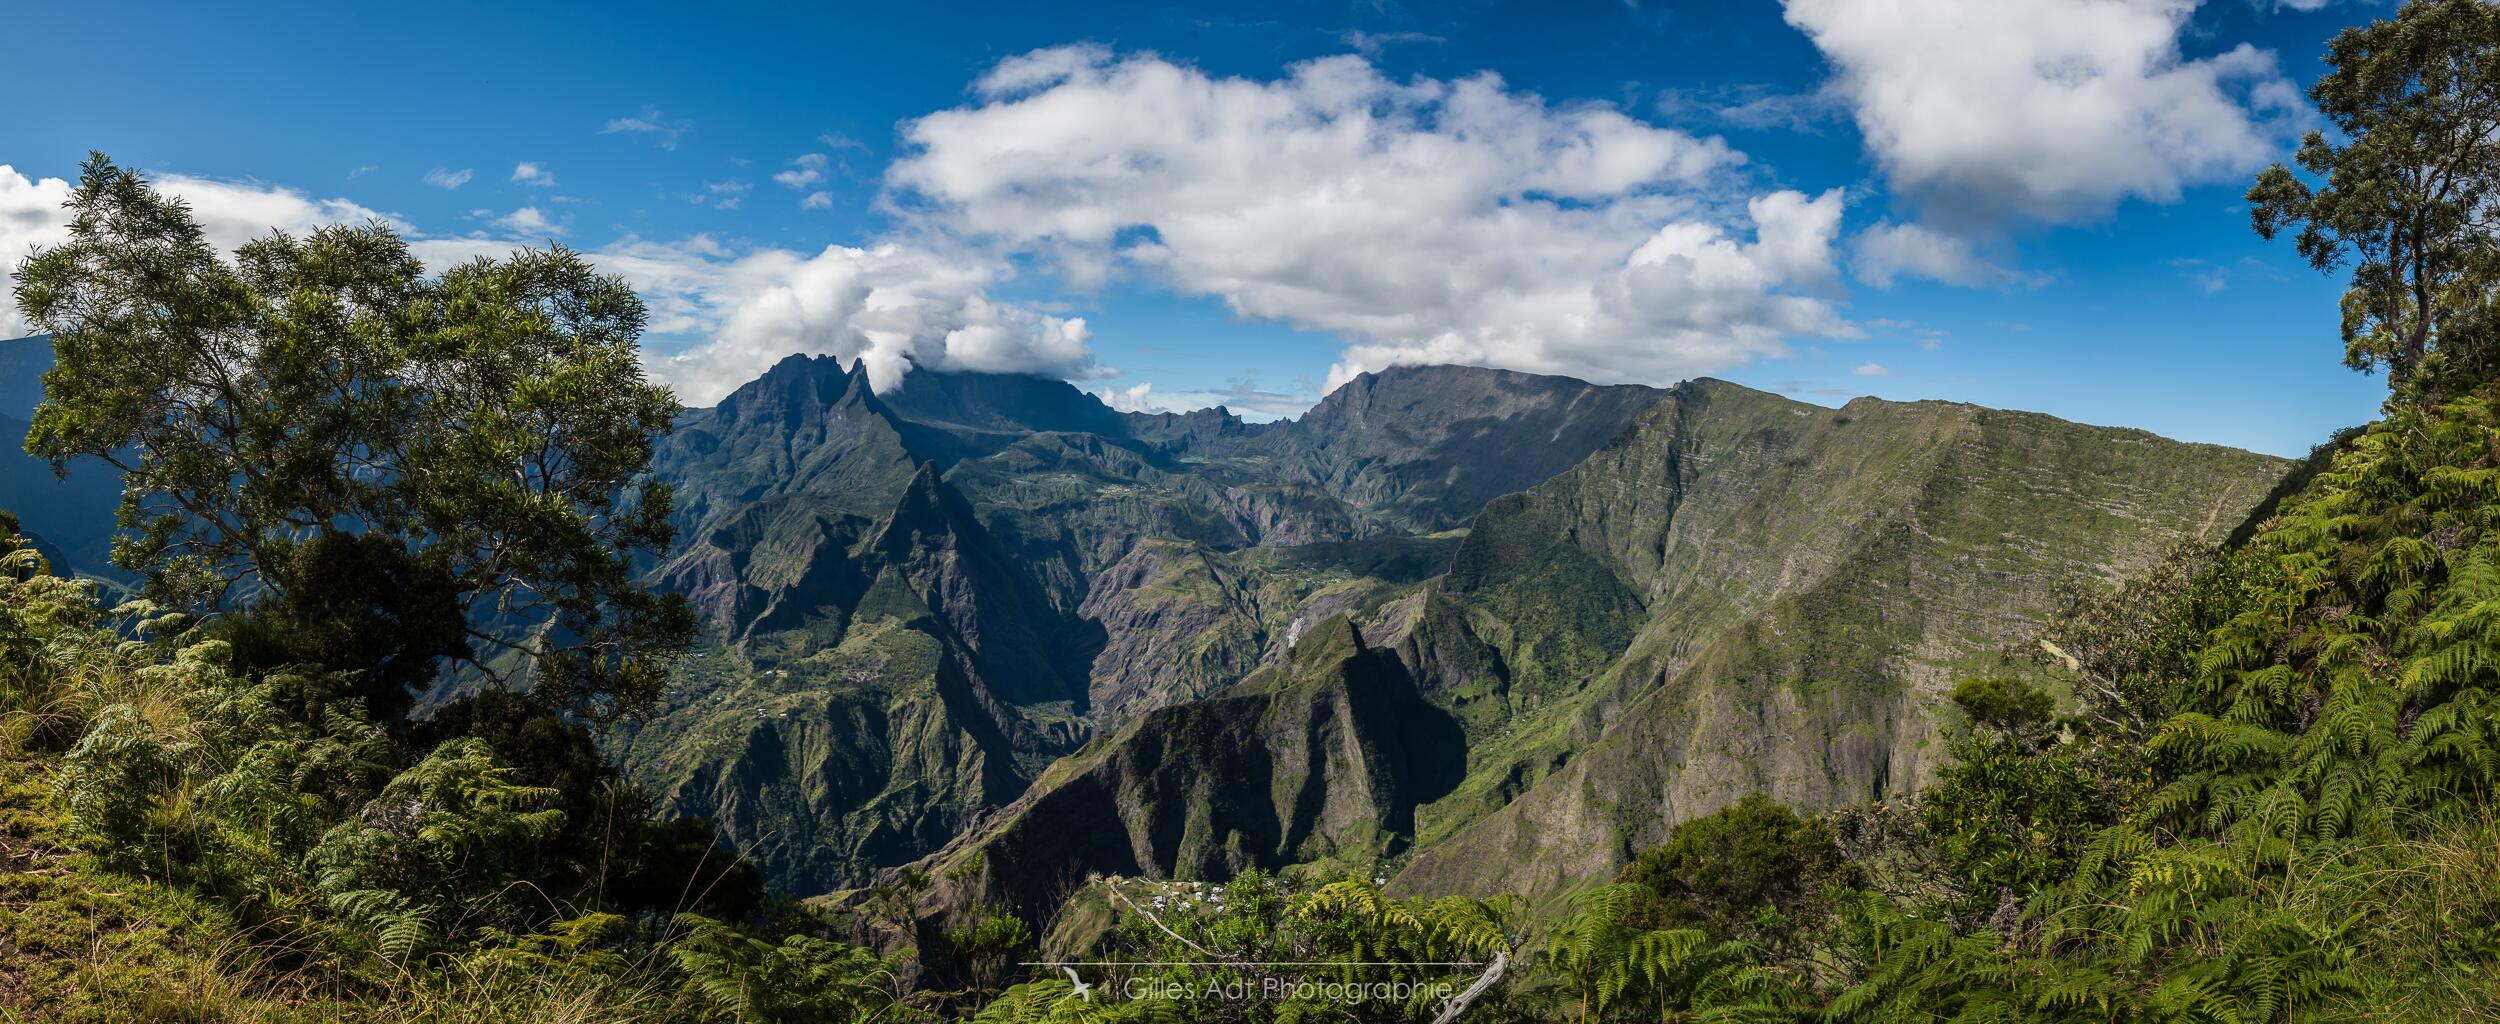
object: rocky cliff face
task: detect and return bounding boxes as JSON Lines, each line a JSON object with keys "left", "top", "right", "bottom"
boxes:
{"left": 888, "top": 376, "right": 2292, "bottom": 931}
{"left": 1154, "top": 365, "right": 1669, "bottom": 533}
{"left": 1385, "top": 381, "right": 2291, "bottom": 904}
{"left": 0, "top": 333, "right": 2300, "bottom": 913}
{"left": 620, "top": 356, "right": 1664, "bottom": 891}
{"left": 911, "top": 615, "right": 1466, "bottom": 925}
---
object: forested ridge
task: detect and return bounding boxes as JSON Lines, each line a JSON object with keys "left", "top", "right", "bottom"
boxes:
{"left": 8, "top": 2, "right": 2500, "bottom": 1020}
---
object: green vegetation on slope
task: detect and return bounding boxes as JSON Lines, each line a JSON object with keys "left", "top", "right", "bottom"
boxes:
{"left": 620, "top": 352, "right": 1660, "bottom": 897}
{"left": 19, "top": 4, "right": 2500, "bottom": 1014}
{"left": 1391, "top": 380, "right": 2291, "bottom": 904}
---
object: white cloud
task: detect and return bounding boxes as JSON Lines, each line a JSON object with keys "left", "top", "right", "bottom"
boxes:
{"left": 0, "top": 166, "right": 73, "bottom": 338}
{"left": 1145, "top": 378, "right": 1319, "bottom": 419}
{"left": 423, "top": 167, "right": 474, "bottom": 190}
{"left": 511, "top": 161, "right": 558, "bottom": 187}
{"left": 774, "top": 153, "right": 829, "bottom": 190}
{"left": 802, "top": 191, "right": 833, "bottom": 210}
{"left": 606, "top": 239, "right": 1099, "bottom": 403}
{"left": 1095, "top": 381, "right": 1160, "bottom": 413}
{"left": 492, "top": 206, "right": 563, "bottom": 236}
{"left": 1784, "top": 0, "right": 2305, "bottom": 227}
{"left": 1, "top": 165, "right": 1081, "bottom": 406}
{"left": 601, "top": 107, "right": 692, "bottom": 149}
{"left": 399, "top": 230, "right": 1100, "bottom": 402}
{"left": 157, "top": 172, "right": 392, "bottom": 246}
{"left": 0, "top": 165, "right": 391, "bottom": 339}
{"left": 399, "top": 229, "right": 1100, "bottom": 404}
{"left": 890, "top": 47, "right": 1852, "bottom": 390}
{"left": 1853, "top": 220, "right": 2042, "bottom": 289}
{"left": 1853, "top": 361, "right": 1890, "bottom": 377}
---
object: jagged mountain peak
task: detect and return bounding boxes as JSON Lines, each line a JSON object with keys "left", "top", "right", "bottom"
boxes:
{"left": 710, "top": 353, "right": 878, "bottom": 425}
{"left": 1286, "top": 614, "right": 1366, "bottom": 668}
{"left": 875, "top": 461, "right": 973, "bottom": 548}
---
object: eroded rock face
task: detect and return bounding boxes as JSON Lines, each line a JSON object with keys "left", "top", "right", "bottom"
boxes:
{"left": 911, "top": 617, "right": 1467, "bottom": 926}
{"left": 623, "top": 356, "right": 2290, "bottom": 911}
{"left": 1387, "top": 382, "right": 2293, "bottom": 906}
{"left": 875, "top": 375, "right": 2290, "bottom": 939}
{"left": 621, "top": 358, "right": 1664, "bottom": 893}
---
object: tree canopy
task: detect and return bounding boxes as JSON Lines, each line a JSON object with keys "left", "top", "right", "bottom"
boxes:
{"left": 2250, "top": 0, "right": 2500, "bottom": 394}
{"left": 12, "top": 153, "right": 693, "bottom": 720}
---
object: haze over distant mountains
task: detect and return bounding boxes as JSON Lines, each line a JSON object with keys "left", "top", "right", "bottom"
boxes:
{"left": 0, "top": 336, "right": 117, "bottom": 579}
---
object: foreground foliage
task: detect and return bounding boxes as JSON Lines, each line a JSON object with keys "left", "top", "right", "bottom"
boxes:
{"left": 11, "top": 3, "right": 2500, "bottom": 1014}
{"left": 16, "top": 154, "right": 694, "bottom": 723}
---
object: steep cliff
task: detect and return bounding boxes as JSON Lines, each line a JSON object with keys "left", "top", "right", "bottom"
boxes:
{"left": 622, "top": 358, "right": 1662, "bottom": 892}
{"left": 1387, "top": 380, "right": 2293, "bottom": 903}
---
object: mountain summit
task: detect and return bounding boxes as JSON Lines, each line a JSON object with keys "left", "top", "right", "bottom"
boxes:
{"left": 609, "top": 358, "right": 2293, "bottom": 905}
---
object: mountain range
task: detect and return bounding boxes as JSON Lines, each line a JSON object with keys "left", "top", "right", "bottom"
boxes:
{"left": 603, "top": 352, "right": 2293, "bottom": 924}
{"left": 610, "top": 355, "right": 1674, "bottom": 894}
{"left": 0, "top": 335, "right": 2298, "bottom": 926}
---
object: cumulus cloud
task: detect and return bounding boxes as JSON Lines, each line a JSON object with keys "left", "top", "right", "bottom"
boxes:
{"left": 774, "top": 153, "right": 828, "bottom": 190}
{"left": 1095, "top": 381, "right": 1160, "bottom": 413}
{"left": 491, "top": 206, "right": 562, "bottom": 236}
{"left": 159, "top": 173, "right": 393, "bottom": 245}
{"left": 1853, "top": 361, "right": 1890, "bottom": 376}
{"left": 889, "top": 47, "right": 1856, "bottom": 389}
{"left": 0, "top": 165, "right": 391, "bottom": 338}
{"left": 305, "top": 227, "right": 1099, "bottom": 404}
{"left": 1853, "top": 220, "right": 2043, "bottom": 289}
{"left": 0, "top": 167, "right": 73, "bottom": 338}
{"left": 1784, "top": 0, "right": 2305, "bottom": 227}
{"left": 1, "top": 164, "right": 1084, "bottom": 405}
{"left": 612, "top": 239, "right": 1098, "bottom": 402}
{"left": 423, "top": 166, "right": 474, "bottom": 190}
{"left": 511, "top": 162, "right": 558, "bottom": 187}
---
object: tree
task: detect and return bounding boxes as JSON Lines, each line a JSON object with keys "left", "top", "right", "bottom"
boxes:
{"left": 2249, "top": 0, "right": 2500, "bottom": 394}
{"left": 1618, "top": 793, "right": 1861, "bottom": 967}
{"left": 11, "top": 154, "right": 694, "bottom": 720}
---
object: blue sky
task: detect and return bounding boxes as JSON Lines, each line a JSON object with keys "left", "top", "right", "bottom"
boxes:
{"left": 0, "top": 0, "right": 2396, "bottom": 456}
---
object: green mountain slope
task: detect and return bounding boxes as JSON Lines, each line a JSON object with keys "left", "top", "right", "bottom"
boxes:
{"left": 1143, "top": 365, "right": 1668, "bottom": 533}
{"left": 898, "top": 378, "right": 2294, "bottom": 927}
{"left": 619, "top": 357, "right": 1665, "bottom": 893}
{"left": 1389, "top": 381, "right": 2293, "bottom": 903}
{"left": 912, "top": 615, "right": 1467, "bottom": 925}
